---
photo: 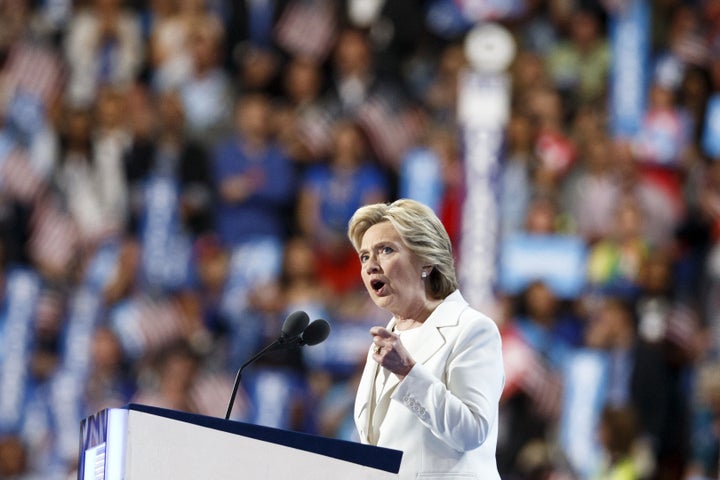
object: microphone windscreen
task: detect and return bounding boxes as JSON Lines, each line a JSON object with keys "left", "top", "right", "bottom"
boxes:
{"left": 300, "top": 319, "right": 330, "bottom": 346}
{"left": 281, "top": 311, "right": 309, "bottom": 338}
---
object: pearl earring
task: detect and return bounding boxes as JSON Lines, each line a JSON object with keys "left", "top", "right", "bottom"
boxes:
{"left": 421, "top": 271, "right": 428, "bottom": 279}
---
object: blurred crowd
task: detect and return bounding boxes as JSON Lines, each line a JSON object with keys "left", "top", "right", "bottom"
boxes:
{"left": 0, "top": 0, "right": 719, "bottom": 479}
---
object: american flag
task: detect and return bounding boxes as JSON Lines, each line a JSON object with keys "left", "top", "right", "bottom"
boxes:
{"left": 134, "top": 295, "right": 186, "bottom": 354}
{"left": 191, "top": 373, "right": 248, "bottom": 419}
{"left": 671, "top": 33, "right": 709, "bottom": 67}
{"left": 501, "top": 324, "right": 564, "bottom": 420}
{"left": 0, "top": 147, "right": 45, "bottom": 203}
{"left": 455, "top": 0, "right": 526, "bottom": 21}
{"left": 275, "top": 0, "right": 337, "bottom": 61}
{"left": 535, "top": 129, "right": 576, "bottom": 176}
{"left": 295, "top": 105, "right": 335, "bottom": 159}
{"left": 1, "top": 41, "right": 65, "bottom": 105}
{"left": 357, "top": 96, "right": 425, "bottom": 169}
{"left": 664, "top": 302, "right": 701, "bottom": 357}
{"left": 27, "top": 197, "right": 79, "bottom": 275}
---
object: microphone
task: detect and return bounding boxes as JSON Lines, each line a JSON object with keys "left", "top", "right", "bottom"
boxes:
{"left": 270, "top": 318, "right": 331, "bottom": 350}
{"left": 278, "top": 310, "right": 310, "bottom": 344}
{"left": 299, "top": 319, "right": 331, "bottom": 346}
{"left": 224, "top": 311, "right": 327, "bottom": 420}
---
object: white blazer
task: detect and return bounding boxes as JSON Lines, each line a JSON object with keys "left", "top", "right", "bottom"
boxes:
{"left": 354, "top": 291, "right": 505, "bottom": 480}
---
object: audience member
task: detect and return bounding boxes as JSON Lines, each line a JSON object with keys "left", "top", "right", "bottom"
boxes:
{"left": 178, "top": 16, "right": 233, "bottom": 144}
{"left": 0, "top": 435, "right": 29, "bottom": 479}
{"left": 63, "top": 0, "right": 144, "bottom": 106}
{"left": 594, "top": 405, "right": 643, "bottom": 480}
{"left": 84, "top": 326, "right": 133, "bottom": 416}
{"left": 133, "top": 340, "right": 202, "bottom": 413}
{"left": 296, "top": 120, "right": 388, "bottom": 294}
{"left": 123, "top": 88, "right": 214, "bottom": 238}
{"left": 499, "top": 111, "right": 537, "bottom": 240}
{"left": 685, "top": 360, "right": 720, "bottom": 479}
{"left": 563, "top": 134, "right": 621, "bottom": 244}
{"left": 51, "top": 102, "right": 128, "bottom": 248}
{"left": 277, "top": 56, "right": 328, "bottom": 163}
{"left": 545, "top": 4, "right": 609, "bottom": 107}
{"left": 147, "top": 0, "right": 223, "bottom": 92}
{"left": 587, "top": 197, "right": 650, "bottom": 299}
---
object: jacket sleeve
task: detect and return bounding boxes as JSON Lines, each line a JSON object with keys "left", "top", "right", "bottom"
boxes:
{"left": 390, "top": 314, "right": 505, "bottom": 452}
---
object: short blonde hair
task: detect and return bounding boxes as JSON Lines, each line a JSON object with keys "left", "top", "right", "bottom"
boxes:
{"left": 347, "top": 199, "right": 458, "bottom": 299}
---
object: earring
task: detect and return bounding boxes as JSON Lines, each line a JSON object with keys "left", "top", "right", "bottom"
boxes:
{"left": 421, "top": 271, "right": 428, "bottom": 279}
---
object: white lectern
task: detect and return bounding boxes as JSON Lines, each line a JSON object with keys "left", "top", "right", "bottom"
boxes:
{"left": 78, "top": 404, "right": 402, "bottom": 479}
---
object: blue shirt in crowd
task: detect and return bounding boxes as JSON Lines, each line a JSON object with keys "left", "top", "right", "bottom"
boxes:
{"left": 212, "top": 138, "right": 295, "bottom": 246}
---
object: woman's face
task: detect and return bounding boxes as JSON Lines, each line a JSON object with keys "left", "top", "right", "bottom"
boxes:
{"left": 358, "top": 221, "right": 426, "bottom": 317}
{"left": 332, "top": 124, "right": 363, "bottom": 165}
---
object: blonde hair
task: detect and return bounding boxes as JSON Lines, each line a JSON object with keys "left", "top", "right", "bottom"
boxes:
{"left": 347, "top": 199, "right": 458, "bottom": 299}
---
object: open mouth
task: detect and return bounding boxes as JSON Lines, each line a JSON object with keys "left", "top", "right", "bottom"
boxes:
{"left": 370, "top": 279, "right": 386, "bottom": 294}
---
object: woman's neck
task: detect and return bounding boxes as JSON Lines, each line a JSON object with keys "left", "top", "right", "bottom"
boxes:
{"left": 393, "top": 299, "right": 442, "bottom": 331}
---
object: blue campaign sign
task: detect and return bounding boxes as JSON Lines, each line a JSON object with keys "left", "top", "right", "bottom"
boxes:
{"left": 498, "top": 233, "right": 588, "bottom": 298}
{"left": 702, "top": 93, "right": 720, "bottom": 159}
{"left": 400, "top": 147, "right": 443, "bottom": 215}
{"left": 608, "top": 0, "right": 651, "bottom": 139}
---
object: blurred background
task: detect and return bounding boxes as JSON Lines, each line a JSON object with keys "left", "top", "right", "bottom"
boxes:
{"left": 0, "top": 0, "right": 719, "bottom": 479}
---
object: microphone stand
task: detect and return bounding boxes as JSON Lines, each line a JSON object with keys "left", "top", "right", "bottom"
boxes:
{"left": 223, "top": 316, "right": 329, "bottom": 420}
{"left": 224, "top": 340, "right": 284, "bottom": 420}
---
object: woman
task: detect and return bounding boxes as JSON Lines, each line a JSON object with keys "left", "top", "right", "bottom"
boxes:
{"left": 347, "top": 199, "right": 505, "bottom": 479}
{"left": 298, "top": 120, "right": 389, "bottom": 294}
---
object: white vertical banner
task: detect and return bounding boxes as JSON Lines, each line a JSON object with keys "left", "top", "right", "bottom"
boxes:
{"left": 559, "top": 350, "right": 609, "bottom": 480}
{"left": 457, "top": 23, "right": 514, "bottom": 310}
{"left": 608, "top": 0, "right": 650, "bottom": 139}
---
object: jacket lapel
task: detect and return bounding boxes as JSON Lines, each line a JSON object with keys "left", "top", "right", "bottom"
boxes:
{"left": 354, "top": 348, "right": 379, "bottom": 441}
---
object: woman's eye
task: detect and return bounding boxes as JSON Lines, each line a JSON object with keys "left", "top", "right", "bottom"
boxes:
{"left": 381, "top": 246, "right": 393, "bottom": 254}
{"left": 360, "top": 254, "right": 369, "bottom": 263}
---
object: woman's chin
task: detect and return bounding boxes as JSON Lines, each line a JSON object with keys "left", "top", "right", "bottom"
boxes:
{"left": 370, "top": 293, "right": 392, "bottom": 310}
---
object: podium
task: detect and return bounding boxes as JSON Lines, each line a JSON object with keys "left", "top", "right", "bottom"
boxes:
{"left": 78, "top": 404, "right": 402, "bottom": 479}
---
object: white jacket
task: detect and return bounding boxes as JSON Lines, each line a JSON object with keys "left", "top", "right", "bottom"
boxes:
{"left": 354, "top": 291, "right": 505, "bottom": 480}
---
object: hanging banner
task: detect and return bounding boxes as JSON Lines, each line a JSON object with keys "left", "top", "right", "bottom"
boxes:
{"left": 457, "top": 73, "right": 510, "bottom": 309}
{"left": 608, "top": 0, "right": 651, "bottom": 139}
{"left": 457, "top": 23, "right": 514, "bottom": 310}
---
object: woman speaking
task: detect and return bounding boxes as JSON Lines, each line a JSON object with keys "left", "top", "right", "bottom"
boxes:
{"left": 347, "top": 199, "right": 504, "bottom": 480}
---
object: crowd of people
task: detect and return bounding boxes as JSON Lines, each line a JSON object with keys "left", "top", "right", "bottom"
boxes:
{"left": 0, "top": 0, "right": 718, "bottom": 479}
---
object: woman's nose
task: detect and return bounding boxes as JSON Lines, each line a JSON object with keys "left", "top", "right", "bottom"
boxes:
{"left": 365, "top": 257, "right": 380, "bottom": 273}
